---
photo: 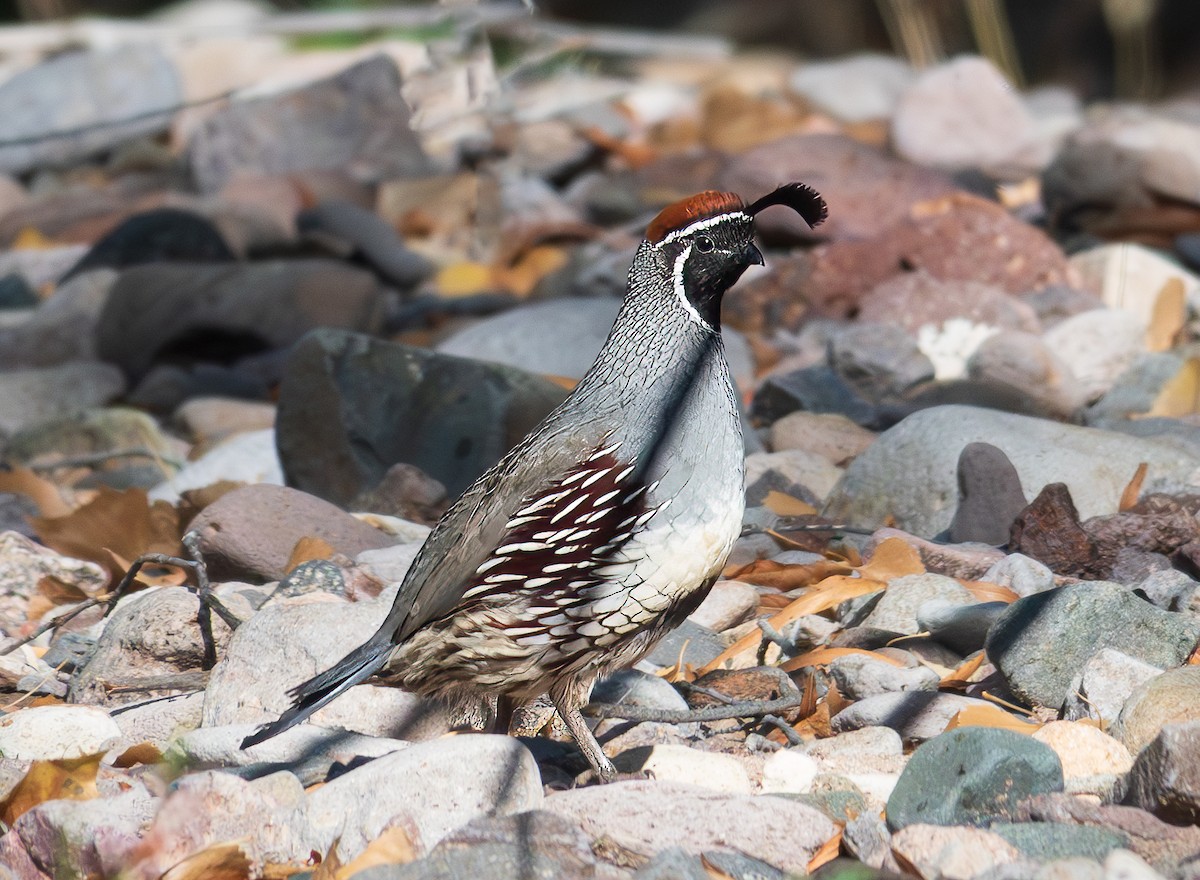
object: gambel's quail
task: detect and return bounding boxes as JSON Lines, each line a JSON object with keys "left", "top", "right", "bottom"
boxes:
{"left": 243, "top": 182, "right": 828, "bottom": 781}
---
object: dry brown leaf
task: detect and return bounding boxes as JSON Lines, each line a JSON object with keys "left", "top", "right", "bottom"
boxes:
{"left": 496, "top": 245, "right": 570, "bottom": 298}
{"left": 723, "top": 557, "right": 854, "bottom": 590}
{"left": 699, "top": 575, "right": 886, "bottom": 673}
{"left": 312, "top": 837, "right": 341, "bottom": 880}
{"left": 762, "top": 490, "right": 818, "bottom": 517}
{"left": 0, "top": 754, "right": 101, "bottom": 825}
{"left": 1147, "top": 358, "right": 1200, "bottom": 417}
{"left": 806, "top": 828, "right": 844, "bottom": 873}
{"left": 780, "top": 647, "right": 907, "bottom": 673}
{"left": 335, "top": 826, "right": 417, "bottom": 879}
{"left": 1146, "top": 277, "right": 1186, "bottom": 352}
{"left": 434, "top": 262, "right": 492, "bottom": 297}
{"left": 1189, "top": 644, "right": 1200, "bottom": 665}
{"left": 25, "top": 575, "right": 94, "bottom": 621}
{"left": 286, "top": 536, "right": 337, "bottom": 572}
{"left": 11, "top": 226, "right": 57, "bottom": 250}
{"left": 112, "top": 742, "right": 163, "bottom": 768}
{"left": 857, "top": 537, "right": 925, "bottom": 580}
{"left": 1119, "top": 463, "right": 1149, "bottom": 512}
{"left": 939, "top": 652, "right": 986, "bottom": 690}
{"left": 162, "top": 843, "right": 253, "bottom": 880}
{"left": 580, "top": 124, "right": 657, "bottom": 169}
{"left": 0, "top": 467, "right": 73, "bottom": 517}
{"left": 944, "top": 704, "right": 1041, "bottom": 735}
{"left": 31, "top": 487, "right": 182, "bottom": 581}
{"left": 960, "top": 580, "right": 1020, "bottom": 604}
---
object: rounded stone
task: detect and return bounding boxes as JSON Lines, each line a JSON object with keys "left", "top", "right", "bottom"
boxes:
{"left": 1114, "top": 666, "right": 1200, "bottom": 754}
{"left": 886, "top": 727, "right": 1064, "bottom": 830}
{"left": 0, "top": 706, "right": 120, "bottom": 760}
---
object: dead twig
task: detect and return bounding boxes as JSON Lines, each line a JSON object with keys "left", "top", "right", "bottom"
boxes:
{"left": 588, "top": 666, "right": 802, "bottom": 724}
{"left": 756, "top": 618, "right": 796, "bottom": 666}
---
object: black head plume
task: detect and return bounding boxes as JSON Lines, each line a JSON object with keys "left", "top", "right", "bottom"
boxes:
{"left": 746, "top": 182, "right": 828, "bottom": 229}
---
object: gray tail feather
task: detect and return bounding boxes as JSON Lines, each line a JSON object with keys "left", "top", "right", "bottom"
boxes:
{"left": 239, "top": 639, "right": 393, "bottom": 750}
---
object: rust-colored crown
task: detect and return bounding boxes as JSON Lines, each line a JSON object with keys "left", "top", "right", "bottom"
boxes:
{"left": 645, "top": 191, "right": 746, "bottom": 244}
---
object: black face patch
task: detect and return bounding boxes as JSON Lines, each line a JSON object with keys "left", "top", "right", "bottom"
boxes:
{"left": 663, "top": 214, "right": 757, "bottom": 328}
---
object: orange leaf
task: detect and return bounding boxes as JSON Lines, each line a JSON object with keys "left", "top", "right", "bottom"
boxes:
{"left": 1147, "top": 358, "right": 1200, "bottom": 417}
{"left": 806, "top": 828, "right": 844, "bottom": 873}
{"left": 162, "top": 843, "right": 253, "bottom": 880}
{"left": 0, "top": 755, "right": 101, "bottom": 825}
{"left": 1146, "top": 277, "right": 1186, "bottom": 353}
{"left": 943, "top": 704, "right": 1042, "bottom": 735}
{"left": 286, "top": 536, "right": 337, "bottom": 572}
{"left": 939, "top": 652, "right": 986, "bottom": 690}
{"left": 335, "top": 826, "right": 417, "bottom": 878}
{"left": 0, "top": 467, "right": 73, "bottom": 517}
{"left": 762, "top": 490, "right": 818, "bottom": 517}
{"left": 780, "top": 647, "right": 907, "bottom": 673}
{"left": 960, "top": 580, "right": 1020, "bottom": 604}
{"left": 496, "top": 245, "right": 569, "bottom": 298}
{"left": 112, "top": 742, "right": 163, "bottom": 768}
{"left": 857, "top": 537, "right": 925, "bottom": 581}
{"left": 1119, "top": 463, "right": 1148, "bottom": 512}
{"left": 434, "top": 262, "right": 493, "bottom": 298}
{"left": 699, "top": 575, "right": 886, "bottom": 673}
{"left": 724, "top": 557, "right": 854, "bottom": 590}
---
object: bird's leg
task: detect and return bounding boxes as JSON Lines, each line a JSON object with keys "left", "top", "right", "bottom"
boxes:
{"left": 493, "top": 694, "right": 516, "bottom": 734}
{"left": 553, "top": 696, "right": 617, "bottom": 783}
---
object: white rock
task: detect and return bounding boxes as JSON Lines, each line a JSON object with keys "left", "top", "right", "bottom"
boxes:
{"left": 790, "top": 53, "right": 914, "bottom": 123}
{"left": 760, "top": 748, "right": 819, "bottom": 794}
{"left": 624, "top": 744, "right": 751, "bottom": 794}
{"left": 744, "top": 448, "right": 844, "bottom": 502}
{"left": 1071, "top": 244, "right": 1200, "bottom": 327}
{"left": 0, "top": 705, "right": 120, "bottom": 760}
{"left": 1042, "top": 309, "right": 1147, "bottom": 400}
{"left": 111, "top": 691, "right": 204, "bottom": 749}
{"left": 1105, "top": 849, "right": 1168, "bottom": 880}
{"left": 301, "top": 734, "right": 542, "bottom": 861}
{"left": 891, "top": 824, "right": 1021, "bottom": 880}
{"left": 0, "top": 361, "right": 124, "bottom": 435}
{"left": 1032, "top": 721, "right": 1132, "bottom": 798}
{"left": 149, "top": 428, "right": 283, "bottom": 503}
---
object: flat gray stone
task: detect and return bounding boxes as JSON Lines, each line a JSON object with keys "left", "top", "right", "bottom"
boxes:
{"left": 822, "top": 405, "right": 1200, "bottom": 537}
{"left": 832, "top": 691, "right": 997, "bottom": 742}
{"left": 0, "top": 362, "right": 124, "bottom": 436}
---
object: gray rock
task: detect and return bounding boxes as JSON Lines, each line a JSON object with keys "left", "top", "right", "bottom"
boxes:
{"left": 1087, "top": 354, "right": 1189, "bottom": 425}
{"left": 591, "top": 669, "right": 687, "bottom": 715}
{"left": 298, "top": 199, "right": 432, "bottom": 290}
{"left": 1041, "top": 310, "right": 1146, "bottom": 401}
{"left": 986, "top": 581, "right": 1200, "bottom": 709}
{"left": 0, "top": 361, "right": 124, "bottom": 436}
{"left": 1125, "top": 720, "right": 1200, "bottom": 824}
{"left": 0, "top": 493, "right": 37, "bottom": 538}
{"left": 614, "top": 745, "right": 751, "bottom": 794}
{"left": 0, "top": 269, "right": 116, "bottom": 369}
{"left": 69, "top": 588, "right": 234, "bottom": 707}
{"left": 0, "top": 705, "right": 120, "bottom": 760}
{"left": 302, "top": 735, "right": 542, "bottom": 862}
{"left": 862, "top": 573, "right": 976, "bottom": 635}
{"left": 188, "top": 484, "right": 395, "bottom": 582}
{"left": 946, "top": 441, "right": 1029, "bottom": 545}
{"left": 544, "top": 781, "right": 835, "bottom": 874}
{"left": 832, "top": 691, "right": 999, "bottom": 742}
{"left": 632, "top": 848, "right": 709, "bottom": 880}
{"left": 188, "top": 55, "right": 430, "bottom": 193}
{"left": 641, "top": 620, "right": 725, "bottom": 672}
{"left": 843, "top": 811, "right": 897, "bottom": 870}
{"left": 110, "top": 691, "right": 203, "bottom": 749}
{"left": 990, "top": 823, "right": 1127, "bottom": 862}
{"left": 1137, "top": 569, "right": 1199, "bottom": 612}
{"left": 886, "top": 728, "right": 1064, "bottom": 830}
{"left": 806, "top": 726, "right": 906, "bottom": 776}
{"left": 967, "top": 331, "right": 1088, "bottom": 421}
{"left": 687, "top": 580, "right": 758, "bottom": 632}
{"left": 919, "top": 600, "right": 1008, "bottom": 655}
{"left": 96, "top": 260, "right": 385, "bottom": 381}
{"left": 830, "top": 321, "right": 936, "bottom": 401}
{"left": 148, "top": 428, "right": 283, "bottom": 503}
{"left": 829, "top": 653, "right": 940, "bottom": 701}
{"left": 744, "top": 449, "right": 844, "bottom": 504}
{"left": 982, "top": 554, "right": 1056, "bottom": 598}
{"left": 3, "top": 407, "right": 178, "bottom": 473}
{"left": 0, "top": 46, "right": 180, "bottom": 173}
{"left": 892, "top": 55, "right": 1042, "bottom": 173}
{"left": 1113, "top": 667, "right": 1200, "bottom": 754}
{"left": 790, "top": 53, "right": 914, "bottom": 123}
{"left": 202, "top": 586, "right": 452, "bottom": 740}
{"left": 10, "top": 783, "right": 157, "bottom": 879}
{"left": 437, "top": 297, "right": 754, "bottom": 390}
{"left": 822, "top": 405, "right": 1200, "bottom": 536}
{"left": 1063, "top": 649, "right": 1164, "bottom": 728}
{"left": 275, "top": 328, "right": 568, "bottom": 503}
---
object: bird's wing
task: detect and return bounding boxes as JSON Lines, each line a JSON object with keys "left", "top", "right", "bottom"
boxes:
{"left": 374, "top": 415, "right": 620, "bottom": 645}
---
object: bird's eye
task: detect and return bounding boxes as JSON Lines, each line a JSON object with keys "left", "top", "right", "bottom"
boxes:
{"left": 695, "top": 235, "right": 715, "bottom": 253}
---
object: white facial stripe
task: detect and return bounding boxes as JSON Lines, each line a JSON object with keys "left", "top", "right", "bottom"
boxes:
{"left": 655, "top": 211, "right": 749, "bottom": 247}
{"left": 672, "top": 244, "right": 707, "bottom": 327}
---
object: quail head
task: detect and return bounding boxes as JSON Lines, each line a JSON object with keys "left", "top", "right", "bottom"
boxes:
{"left": 243, "top": 182, "right": 828, "bottom": 782}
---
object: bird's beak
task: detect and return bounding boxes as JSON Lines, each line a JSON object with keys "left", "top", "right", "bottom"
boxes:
{"left": 745, "top": 243, "right": 764, "bottom": 266}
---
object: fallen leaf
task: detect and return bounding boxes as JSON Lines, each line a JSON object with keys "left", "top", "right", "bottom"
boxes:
{"left": 31, "top": 487, "right": 182, "bottom": 582}
{"left": 1146, "top": 277, "right": 1186, "bottom": 352}
{"left": 724, "top": 557, "right": 854, "bottom": 590}
{"left": 335, "top": 826, "right": 417, "bottom": 878}
{"left": 943, "top": 704, "right": 1042, "bottom": 734}
{"left": 0, "top": 754, "right": 102, "bottom": 825}
{"left": 1147, "top": 358, "right": 1200, "bottom": 417}
{"left": 1119, "top": 463, "right": 1149, "bottom": 512}
{"left": 780, "top": 647, "right": 907, "bottom": 673}
{"left": 25, "top": 575, "right": 93, "bottom": 621}
{"left": 112, "top": 742, "right": 163, "bottom": 768}
{"left": 700, "top": 575, "right": 886, "bottom": 673}
{"left": 580, "top": 124, "right": 656, "bottom": 168}
{"left": 434, "top": 262, "right": 493, "bottom": 297}
{"left": 762, "top": 490, "right": 817, "bottom": 517}
{"left": 857, "top": 537, "right": 925, "bottom": 580}
{"left": 960, "top": 580, "right": 1020, "bottom": 604}
{"left": 806, "top": 827, "right": 844, "bottom": 873}
{"left": 939, "top": 652, "right": 986, "bottom": 690}
{"left": 286, "top": 536, "right": 337, "bottom": 572}
{"left": 161, "top": 843, "right": 252, "bottom": 880}
{"left": 0, "top": 467, "right": 73, "bottom": 517}
{"left": 496, "top": 244, "right": 569, "bottom": 298}
{"left": 312, "top": 838, "right": 341, "bottom": 880}
{"left": 11, "top": 226, "right": 57, "bottom": 250}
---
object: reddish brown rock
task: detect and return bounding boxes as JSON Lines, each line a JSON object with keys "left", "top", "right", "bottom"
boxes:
{"left": 719, "top": 133, "right": 958, "bottom": 242}
{"left": 858, "top": 271, "right": 1041, "bottom": 336}
{"left": 1009, "top": 483, "right": 1101, "bottom": 578}
{"left": 188, "top": 484, "right": 395, "bottom": 582}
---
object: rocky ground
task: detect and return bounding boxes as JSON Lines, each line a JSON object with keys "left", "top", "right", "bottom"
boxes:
{"left": 0, "top": 2, "right": 1199, "bottom": 879}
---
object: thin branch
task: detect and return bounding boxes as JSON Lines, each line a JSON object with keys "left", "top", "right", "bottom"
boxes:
{"left": 757, "top": 618, "right": 796, "bottom": 666}
{"left": 0, "top": 597, "right": 105, "bottom": 656}
{"left": 587, "top": 666, "right": 802, "bottom": 724}
{"left": 762, "top": 714, "right": 806, "bottom": 747}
